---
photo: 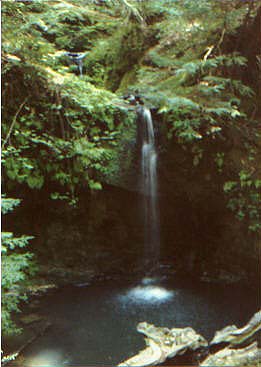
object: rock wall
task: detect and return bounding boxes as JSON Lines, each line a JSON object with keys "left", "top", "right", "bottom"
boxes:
{"left": 4, "top": 165, "right": 258, "bottom": 285}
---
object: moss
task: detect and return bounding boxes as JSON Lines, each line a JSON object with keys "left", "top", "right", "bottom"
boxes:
{"left": 105, "top": 22, "right": 146, "bottom": 91}
{"left": 117, "top": 67, "right": 138, "bottom": 93}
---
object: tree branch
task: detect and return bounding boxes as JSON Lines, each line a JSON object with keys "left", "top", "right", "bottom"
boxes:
{"left": 118, "top": 0, "right": 145, "bottom": 24}
{"left": 203, "top": 45, "right": 214, "bottom": 61}
{"left": 217, "top": 28, "right": 226, "bottom": 54}
{"left": 2, "top": 98, "right": 28, "bottom": 149}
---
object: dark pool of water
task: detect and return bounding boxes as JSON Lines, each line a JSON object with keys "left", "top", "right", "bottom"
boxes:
{"left": 6, "top": 276, "right": 259, "bottom": 366}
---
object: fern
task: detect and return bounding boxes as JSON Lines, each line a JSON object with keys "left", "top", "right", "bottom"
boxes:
{"left": 1, "top": 198, "right": 35, "bottom": 335}
{"left": 1, "top": 198, "right": 21, "bottom": 215}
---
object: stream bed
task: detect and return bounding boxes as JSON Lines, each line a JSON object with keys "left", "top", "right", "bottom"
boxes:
{"left": 5, "top": 276, "right": 259, "bottom": 366}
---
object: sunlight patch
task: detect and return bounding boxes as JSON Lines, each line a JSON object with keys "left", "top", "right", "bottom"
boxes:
{"left": 27, "top": 350, "right": 65, "bottom": 367}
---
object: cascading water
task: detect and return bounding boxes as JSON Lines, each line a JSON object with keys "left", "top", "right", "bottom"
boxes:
{"left": 140, "top": 107, "right": 160, "bottom": 270}
{"left": 66, "top": 52, "right": 86, "bottom": 77}
{"left": 120, "top": 104, "right": 171, "bottom": 304}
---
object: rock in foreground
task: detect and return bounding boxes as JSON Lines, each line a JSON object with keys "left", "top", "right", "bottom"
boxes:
{"left": 210, "top": 310, "right": 261, "bottom": 346}
{"left": 201, "top": 342, "right": 260, "bottom": 366}
{"left": 119, "top": 310, "right": 261, "bottom": 366}
{"left": 118, "top": 322, "right": 208, "bottom": 366}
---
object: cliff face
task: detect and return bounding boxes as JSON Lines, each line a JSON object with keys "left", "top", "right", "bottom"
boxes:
{"left": 5, "top": 176, "right": 258, "bottom": 285}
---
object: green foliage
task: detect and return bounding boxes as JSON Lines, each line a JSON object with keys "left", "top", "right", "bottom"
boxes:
{"left": 1, "top": 0, "right": 133, "bottom": 203}
{"left": 1, "top": 198, "right": 20, "bottom": 215}
{"left": 129, "top": 0, "right": 258, "bottom": 152}
{"left": 215, "top": 152, "right": 225, "bottom": 173}
{"left": 1, "top": 0, "right": 260, "bottom": 234}
{"left": 105, "top": 21, "right": 146, "bottom": 91}
{"left": 130, "top": 0, "right": 260, "bottom": 233}
{"left": 139, "top": 52, "right": 254, "bottom": 144}
{"left": 1, "top": 198, "right": 36, "bottom": 335}
{"left": 224, "top": 171, "right": 261, "bottom": 232}
{"left": 105, "top": 109, "right": 137, "bottom": 186}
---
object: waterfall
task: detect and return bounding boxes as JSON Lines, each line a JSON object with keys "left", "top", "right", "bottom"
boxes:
{"left": 78, "top": 59, "right": 83, "bottom": 77}
{"left": 66, "top": 52, "right": 86, "bottom": 77}
{"left": 140, "top": 107, "right": 160, "bottom": 270}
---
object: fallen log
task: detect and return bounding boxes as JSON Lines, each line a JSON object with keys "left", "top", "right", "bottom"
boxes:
{"left": 118, "top": 322, "right": 208, "bottom": 366}
{"left": 119, "top": 310, "right": 261, "bottom": 367}
{"left": 201, "top": 341, "right": 261, "bottom": 366}
{"left": 210, "top": 310, "right": 261, "bottom": 346}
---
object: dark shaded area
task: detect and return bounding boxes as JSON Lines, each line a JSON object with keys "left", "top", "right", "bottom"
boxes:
{"left": 224, "top": 5, "right": 261, "bottom": 117}
{"left": 3, "top": 184, "right": 144, "bottom": 277}
{"left": 3, "top": 168, "right": 259, "bottom": 285}
{"left": 3, "top": 277, "right": 259, "bottom": 366}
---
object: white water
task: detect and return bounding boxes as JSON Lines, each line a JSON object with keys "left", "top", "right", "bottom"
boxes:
{"left": 141, "top": 107, "right": 160, "bottom": 268}
{"left": 119, "top": 284, "right": 174, "bottom": 304}
{"left": 120, "top": 107, "right": 164, "bottom": 304}
{"left": 78, "top": 59, "right": 83, "bottom": 77}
